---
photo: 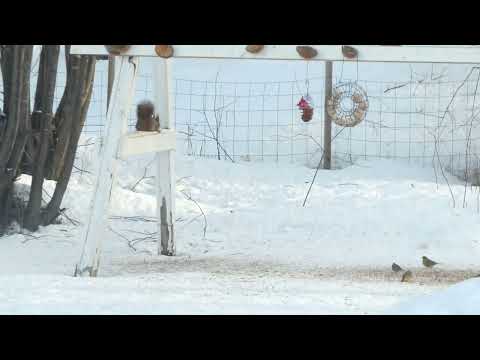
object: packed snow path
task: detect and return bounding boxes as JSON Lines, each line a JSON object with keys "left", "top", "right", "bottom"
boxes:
{"left": 0, "top": 254, "right": 476, "bottom": 314}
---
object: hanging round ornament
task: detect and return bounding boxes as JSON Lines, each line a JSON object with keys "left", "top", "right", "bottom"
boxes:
{"left": 297, "top": 95, "right": 314, "bottom": 122}
{"left": 327, "top": 82, "right": 369, "bottom": 127}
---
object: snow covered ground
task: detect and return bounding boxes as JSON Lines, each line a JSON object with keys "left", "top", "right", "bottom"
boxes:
{"left": 1, "top": 137, "right": 480, "bottom": 314}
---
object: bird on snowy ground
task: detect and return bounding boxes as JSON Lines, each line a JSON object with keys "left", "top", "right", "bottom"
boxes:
{"left": 401, "top": 270, "right": 413, "bottom": 283}
{"left": 392, "top": 263, "right": 403, "bottom": 273}
{"left": 422, "top": 256, "right": 439, "bottom": 268}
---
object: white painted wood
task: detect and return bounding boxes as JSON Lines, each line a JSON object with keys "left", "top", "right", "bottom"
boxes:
{"left": 72, "top": 45, "right": 480, "bottom": 64}
{"left": 156, "top": 150, "right": 176, "bottom": 256}
{"left": 153, "top": 58, "right": 176, "bottom": 256}
{"left": 75, "top": 57, "right": 139, "bottom": 277}
{"left": 155, "top": 59, "right": 173, "bottom": 129}
{"left": 118, "top": 130, "right": 176, "bottom": 159}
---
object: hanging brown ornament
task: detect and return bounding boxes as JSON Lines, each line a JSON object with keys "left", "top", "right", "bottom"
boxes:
{"left": 296, "top": 46, "right": 318, "bottom": 60}
{"left": 155, "top": 45, "right": 174, "bottom": 58}
{"left": 246, "top": 45, "right": 264, "bottom": 54}
{"left": 104, "top": 45, "right": 131, "bottom": 56}
{"left": 301, "top": 107, "right": 314, "bottom": 122}
{"left": 297, "top": 96, "right": 314, "bottom": 122}
{"left": 342, "top": 45, "right": 358, "bottom": 59}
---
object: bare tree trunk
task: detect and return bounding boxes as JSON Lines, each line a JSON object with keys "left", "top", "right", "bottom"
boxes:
{"left": 24, "top": 45, "right": 60, "bottom": 231}
{"left": 45, "top": 46, "right": 75, "bottom": 181}
{"left": 42, "top": 49, "right": 96, "bottom": 225}
{"left": 0, "top": 44, "right": 96, "bottom": 232}
{"left": 0, "top": 45, "right": 33, "bottom": 228}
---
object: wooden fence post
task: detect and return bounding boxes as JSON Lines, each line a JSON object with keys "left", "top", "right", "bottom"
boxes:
{"left": 153, "top": 58, "right": 176, "bottom": 256}
{"left": 323, "top": 61, "right": 333, "bottom": 169}
{"left": 107, "top": 56, "right": 115, "bottom": 112}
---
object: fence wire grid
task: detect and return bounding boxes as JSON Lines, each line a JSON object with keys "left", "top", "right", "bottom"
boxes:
{"left": 14, "top": 59, "right": 480, "bottom": 180}
{"left": 79, "top": 64, "right": 480, "bottom": 180}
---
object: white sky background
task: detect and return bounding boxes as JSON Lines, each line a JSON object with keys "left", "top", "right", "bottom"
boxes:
{"left": 169, "top": 57, "right": 473, "bottom": 83}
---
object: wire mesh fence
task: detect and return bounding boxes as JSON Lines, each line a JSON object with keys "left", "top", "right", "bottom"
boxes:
{"left": 9, "top": 57, "right": 480, "bottom": 180}
{"left": 80, "top": 62, "right": 480, "bottom": 179}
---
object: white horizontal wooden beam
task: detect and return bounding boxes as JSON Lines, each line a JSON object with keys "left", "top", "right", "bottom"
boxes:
{"left": 118, "top": 129, "right": 176, "bottom": 159}
{"left": 71, "top": 45, "right": 480, "bottom": 64}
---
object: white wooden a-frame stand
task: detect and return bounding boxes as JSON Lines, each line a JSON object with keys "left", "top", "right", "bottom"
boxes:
{"left": 73, "top": 53, "right": 175, "bottom": 277}
{"left": 71, "top": 45, "right": 480, "bottom": 277}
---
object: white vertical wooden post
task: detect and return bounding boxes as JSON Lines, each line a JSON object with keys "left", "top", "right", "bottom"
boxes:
{"left": 323, "top": 61, "right": 333, "bottom": 169}
{"left": 75, "top": 56, "right": 139, "bottom": 277}
{"left": 153, "top": 58, "right": 176, "bottom": 256}
{"left": 107, "top": 56, "right": 115, "bottom": 112}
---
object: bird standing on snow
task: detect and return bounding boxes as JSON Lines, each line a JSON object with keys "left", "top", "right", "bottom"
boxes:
{"left": 401, "top": 270, "right": 413, "bottom": 283}
{"left": 422, "top": 256, "right": 439, "bottom": 268}
{"left": 392, "top": 263, "right": 403, "bottom": 273}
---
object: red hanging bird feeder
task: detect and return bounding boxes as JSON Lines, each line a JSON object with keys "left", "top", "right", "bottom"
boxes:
{"left": 297, "top": 95, "right": 314, "bottom": 122}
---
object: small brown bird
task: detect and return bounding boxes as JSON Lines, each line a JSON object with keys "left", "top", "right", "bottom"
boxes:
{"left": 392, "top": 262, "right": 403, "bottom": 273}
{"left": 401, "top": 270, "right": 413, "bottom": 283}
{"left": 422, "top": 256, "right": 439, "bottom": 268}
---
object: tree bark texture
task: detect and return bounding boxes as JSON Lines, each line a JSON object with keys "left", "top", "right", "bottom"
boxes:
{"left": 0, "top": 45, "right": 96, "bottom": 232}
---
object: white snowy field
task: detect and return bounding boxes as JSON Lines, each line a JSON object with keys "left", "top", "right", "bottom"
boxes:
{"left": 1, "top": 137, "right": 480, "bottom": 314}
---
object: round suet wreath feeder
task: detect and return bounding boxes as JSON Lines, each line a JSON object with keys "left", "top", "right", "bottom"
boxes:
{"left": 326, "top": 82, "right": 369, "bottom": 127}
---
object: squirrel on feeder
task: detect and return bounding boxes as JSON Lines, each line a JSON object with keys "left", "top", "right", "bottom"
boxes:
{"left": 136, "top": 101, "right": 160, "bottom": 132}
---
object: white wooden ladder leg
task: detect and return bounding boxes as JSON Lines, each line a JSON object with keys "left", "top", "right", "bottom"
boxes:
{"left": 75, "top": 56, "right": 139, "bottom": 277}
{"left": 154, "top": 58, "right": 176, "bottom": 256}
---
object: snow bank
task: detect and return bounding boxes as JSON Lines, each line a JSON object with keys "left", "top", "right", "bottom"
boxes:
{"left": 386, "top": 277, "right": 480, "bottom": 314}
